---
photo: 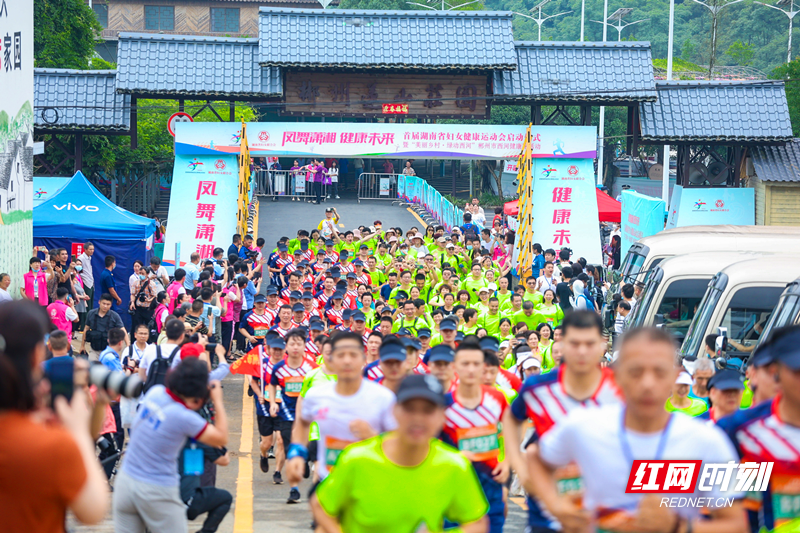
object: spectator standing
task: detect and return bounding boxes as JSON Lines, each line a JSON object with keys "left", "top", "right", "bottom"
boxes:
{"left": 354, "top": 157, "right": 364, "bottom": 184}
{"left": 402, "top": 160, "right": 416, "bottom": 176}
{"left": 47, "top": 287, "right": 79, "bottom": 339}
{"left": 50, "top": 248, "right": 76, "bottom": 302}
{"left": 0, "top": 273, "right": 12, "bottom": 303}
{"left": 113, "top": 358, "right": 229, "bottom": 533}
{"left": 100, "top": 255, "right": 123, "bottom": 308}
{"left": 73, "top": 259, "right": 91, "bottom": 332}
{"left": 184, "top": 252, "right": 202, "bottom": 290}
{"left": 0, "top": 300, "right": 110, "bottom": 531}
{"left": 21, "top": 256, "right": 50, "bottom": 305}
{"left": 81, "top": 293, "right": 127, "bottom": 361}
{"left": 328, "top": 160, "right": 340, "bottom": 199}
{"left": 150, "top": 256, "right": 170, "bottom": 292}
{"left": 77, "top": 241, "right": 95, "bottom": 307}
{"left": 227, "top": 234, "right": 242, "bottom": 258}
{"left": 130, "top": 267, "right": 158, "bottom": 338}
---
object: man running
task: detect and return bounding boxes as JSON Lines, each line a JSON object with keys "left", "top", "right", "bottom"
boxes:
{"left": 269, "top": 328, "right": 317, "bottom": 498}
{"left": 503, "top": 311, "right": 621, "bottom": 532}
{"left": 443, "top": 341, "right": 510, "bottom": 533}
{"left": 526, "top": 327, "right": 746, "bottom": 533}
{"left": 310, "top": 374, "right": 489, "bottom": 533}
{"left": 249, "top": 335, "right": 287, "bottom": 476}
{"left": 286, "top": 332, "right": 396, "bottom": 500}
{"left": 719, "top": 326, "right": 800, "bottom": 532}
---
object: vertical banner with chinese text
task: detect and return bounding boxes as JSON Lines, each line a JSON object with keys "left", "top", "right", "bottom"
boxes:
{"left": 529, "top": 158, "right": 603, "bottom": 264}
{"left": 163, "top": 154, "right": 239, "bottom": 271}
{"left": 0, "top": 0, "right": 34, "bottom": 297}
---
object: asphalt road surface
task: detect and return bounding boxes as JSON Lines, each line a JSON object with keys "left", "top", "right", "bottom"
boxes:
{"left": 68, "top": 197, "right": 528, "bottom": 532}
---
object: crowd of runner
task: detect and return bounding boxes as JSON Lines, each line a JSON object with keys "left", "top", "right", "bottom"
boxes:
{"left": 0, "top": 203, "right": 798, "bottom": 533}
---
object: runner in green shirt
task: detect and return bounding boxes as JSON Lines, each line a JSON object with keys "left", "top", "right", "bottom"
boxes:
{"left": 460, "top": 263, "right": 488, "bottom": 304}
{"left": 460, "top": 309, "right": 480, "bottom": 335}
{"left": 495, "top": 278, "right": 512, "bottom": 310}
{"left": 513, "top": 301, "right": 542, "bottom": 331}
{"left": 480, "top": 297, "right": 502, "bottom": 337}
{"left": 665, "top": 372, "right": 709, "bottom": 416}
{"left": 311, "top": 374, "right": 489, "bottom": 533}
{"left": 535, "top": 289, "right": 565, "bottom": 327}
{"left": 522, "top": 276, "right": 544, "bottom": 307}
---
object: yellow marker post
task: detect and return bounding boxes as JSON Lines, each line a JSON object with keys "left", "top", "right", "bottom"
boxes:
{"left": 233, "top": 378, "right": 254, "bottom": 533}
{"left": 515, "top": 124, "right": 535, "bottom": 279}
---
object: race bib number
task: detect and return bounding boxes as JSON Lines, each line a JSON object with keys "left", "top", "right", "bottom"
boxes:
{"left": 254, "top": 328, "right": 269, "bottom": 337}
{"left": 772, "top": 474, "right": 800, "bottom": 529}
{"left": 283, "top": 376, "right": 303, "bottom": 397}
{"left": 456, "top": 425, "right": 499, "bottom": 462}
{"left": 555, "top": 463, "right": 583, "bottom": 496}
{"left": 325, "top": 436, "right": 355, "bottom": 470}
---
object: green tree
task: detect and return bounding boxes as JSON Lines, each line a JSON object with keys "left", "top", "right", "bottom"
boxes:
{"left": 34, "top": 0, "right": 102, "bottom": 69}
{"left": 771, "top": 59, "right": 800, "bottom": 136}
{"left": 725, "top": 40, "right": 755, "bottom": 66}
{"left": 680, "top": 38, "right": 696, "bottom": 63}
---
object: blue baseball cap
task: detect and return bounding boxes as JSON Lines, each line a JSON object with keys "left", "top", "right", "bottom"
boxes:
{"left": 760, "top": 327, "right": 800, "bottom": 370}
{"left": 352, "top": 259, "right": 364, "bottom": 266}
{"left": 254, "top": 294, "right": 267, "bottom": 303}
{"left": 342, "top": 309, "right": 353, "bottom": 320}
{"left": 455, "top": 331, "right": 465, "bottom": 342}
{"left": 267, "top": 336, "right": 286, "bottom": 349}
{"left": 380, "top": 341, "right": 407, "bottom": 362}
{"left": 428, "top": 344, "right": 455, "bottom": 363}
{"left": 278, "top": 243, "right": 288, "bottom": 252}
{"left": 332, "top": 291, "right": 345, "bottom": 300}
{"left": 707, "top": 369, "right": 746, "bottom": 391}
{"left": 396, "top": 374, "right": 445, "bottom": 406}
{"left": 352, "top": 310, "right": 367, "bottom": 322}
{"left": 479, "top": 336, "right": 500, "bottom": 353}
{"left": 292, "top": 303, "right": 305, "bottom": 313}
{"left": 289, "top": 290, "right": 302, "bottom": 300}
{"left": 309, "top": 320, "right": 325, "bottom": 331}
{"left": 439, "top": 318, "right": 458, "bottom": 331}
{"left": 417, "top": 328, "right": 432, "bottom": 339}
{"left": 396, "top": 327, "right": 412, "bottom": 337}
{"left": 325, "top": 239, "right": 335, "bottom": 246}
{"left": 266, "top": 285, "right": 279, "bottom": 295}
{"left": 401, "top": 337, "right": 422, "bottom": 350}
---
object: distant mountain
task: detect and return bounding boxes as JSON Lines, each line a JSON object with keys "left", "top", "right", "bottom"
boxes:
{"left": 484, "top": 0, "right": 793, "bottom": 75}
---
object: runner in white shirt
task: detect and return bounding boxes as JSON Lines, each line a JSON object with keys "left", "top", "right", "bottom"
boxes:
{"left": 536, "top": 261, "right": 561, "bottom": 294}
{"left": 286, "top": 331, "right": 396, "bottom": 484}
{"left": 528, "top": 327, "right": 747, "bottom": 533}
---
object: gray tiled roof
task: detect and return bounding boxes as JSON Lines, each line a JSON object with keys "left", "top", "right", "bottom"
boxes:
{"left": 258, "top": 8, "right": 516, "bottom": 70}
{"left": 752, "top": 138, "right": 800, "bottom": 182}
{"left": 639, "top": 81, "right": 793, "bottom": 143}
{"left": 116, "top": 33, "right": 283, "bottom": 97}
{"left": 493, "top": 42, "right": 656, "bottom": 102}
{"left": 34, "top": 69, "right": 130, "bottom": 131}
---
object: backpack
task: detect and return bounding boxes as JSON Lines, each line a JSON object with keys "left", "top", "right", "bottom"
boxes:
{"left": 462, "top": 223, "right": 479, "bottom": 240}
{"left": 143, "top": 345, "right": 178, "bottom": 394}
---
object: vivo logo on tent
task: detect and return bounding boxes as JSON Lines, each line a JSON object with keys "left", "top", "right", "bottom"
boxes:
{"left": 53, "top": 203, "right": 100, "bottom": 212}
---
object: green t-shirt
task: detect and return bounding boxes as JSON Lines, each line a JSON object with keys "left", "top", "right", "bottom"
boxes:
{"left": 513, "top": 310, "right": 542, "bottom": 331}
{"left": 480, "top": 312, "right": 501, "bottom": 337}
{"left": 461, "top": 277, "right": 488, "bottom": 304}
{"left": 522, "top": 291, "right": 544, "bottom": 307}
{"left": 315, "top": 435, "right": 489, "bottom": 533}
{"left": 665, "top": 398, "right": 708, "bottom": 417}
{"left": 535, "top": 303, "right": 565, "bottom": 327}
{"left": 495, "top": 291, "right": 512, "bottom": 310}
{"left": 374, "top": 253, "right": 393, "bottom": 268}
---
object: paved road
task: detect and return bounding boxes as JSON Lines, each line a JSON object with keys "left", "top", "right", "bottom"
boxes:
{"left": 69, "top": 197, "right": 528, "bottom": 532}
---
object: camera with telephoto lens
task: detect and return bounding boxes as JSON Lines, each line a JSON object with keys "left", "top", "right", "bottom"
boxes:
{"left": 89, "top": 364, "right": 143, "bottom": 399}
{"left": 244, "top": 248, "right": 259, "bottom": 261}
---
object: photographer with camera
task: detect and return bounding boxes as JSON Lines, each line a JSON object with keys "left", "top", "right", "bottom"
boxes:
{"left": 98, "top": 328, "right": 128, "bottom": 456}
{"left": 81, "top": 293, "right": 127, "bottom": 362}
{"left": 0, "top": 300, "right": 110, "bottom": 531}
{"left": 113, "top": 357, "right": 229, "bottom": 533}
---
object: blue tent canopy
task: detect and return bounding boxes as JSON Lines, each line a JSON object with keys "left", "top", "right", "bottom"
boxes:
{"left": 34, "top": 171, "right": 156, "bottom": 240}
{"left": 33, "top": 171, "right": 157, "bottom": 329}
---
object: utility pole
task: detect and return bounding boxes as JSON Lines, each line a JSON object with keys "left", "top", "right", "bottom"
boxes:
{"left": 756, "top": 0, "right": 799, "bottom": 63}
{"left": 512, "top": 1, "right": 572, "bottom": 41}
{"left": 663, "top": 0, "right": 675, "bottom": 203}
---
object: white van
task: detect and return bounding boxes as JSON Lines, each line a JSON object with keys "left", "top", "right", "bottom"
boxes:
{"left": 619, "top": 226, "right": 800, "bottom": 284}
{"left": 625, "top": 251, "right": 770, "bottom": 344}
{"left": 679, "top": 256, "right": 800, "bottom": 360}
{"left": 755, "top": 278, "right": 800, "bottom": 345}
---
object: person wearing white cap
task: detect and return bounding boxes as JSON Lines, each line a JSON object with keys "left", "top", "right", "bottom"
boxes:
{"left": 409, "top": 232, "right": 428, "bottom": 258}
{"left": 665, "top": 371, "right": 708, "bottom": 416}
{"left": 520, "top": 357, "right": 541, "bottom": 380}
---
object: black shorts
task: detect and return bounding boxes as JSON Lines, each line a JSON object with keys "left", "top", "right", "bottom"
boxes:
{"left": 257, "top": 414, "right": 293, "bottom": 446}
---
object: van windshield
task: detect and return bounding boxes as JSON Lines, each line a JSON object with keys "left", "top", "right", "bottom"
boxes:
{"left": 721, "top": 287, "right": 786, "bottom": 357}
{"left": 680, "top": 275, "right": 726, "bottom": 359}
{"left": 627, "top": 268, "right": 659, "bottom": 328}
{"left": 620, "top": 245, "right": 649, "bottom": 281}
{"left": 759, "top": 290, "right": 800, "bottom": 345}
{"left": 656, "top": 279, "right": 708, "bottom": 340}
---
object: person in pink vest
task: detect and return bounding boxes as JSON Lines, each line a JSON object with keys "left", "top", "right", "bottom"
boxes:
{"left": 47, "top": 287, "right": 79, "bottom": 338}
{"left": 153, "top": 291, "right": 169, "bottom": 333}
{"left": 21, "top": 256, "right": 50, "bottom": 306}
{"left": 166, "top": 268, "right": 187, "bottom": 313}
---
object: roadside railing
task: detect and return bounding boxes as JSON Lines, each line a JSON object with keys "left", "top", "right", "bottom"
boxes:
{"left": 254, "top": 169, "right": 328, "bottom": 202}
{"left": 357, "top": 172, "right": 399, "bottom": 203}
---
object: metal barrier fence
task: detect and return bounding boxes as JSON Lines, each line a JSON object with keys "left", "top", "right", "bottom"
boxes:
{"left": 357, "top": 173, "right": 400, "bottom": 203}
{"left": 254, "top": 169, "right": 328, "bottom": 202}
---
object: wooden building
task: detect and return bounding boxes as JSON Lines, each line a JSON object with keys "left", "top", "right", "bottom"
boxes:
{"left": 750, "top": 139, "right": 800, "bottom": 226}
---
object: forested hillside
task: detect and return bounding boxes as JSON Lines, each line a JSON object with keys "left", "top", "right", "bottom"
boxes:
{"left": 340, "top": 0, "right": 795, "bottom": 76}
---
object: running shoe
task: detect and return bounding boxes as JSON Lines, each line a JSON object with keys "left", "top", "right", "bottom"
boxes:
{"left": 287, "top": 487, "right": 301, "bottom": 504}
{"left": 260, "top": 455, "right": 269, "bottom": 473}
{"left": 268, "top": 446, "right": 275, "bottom": 459}
{"left": 273, "top": 471, "right": 283, "bottom": 485}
